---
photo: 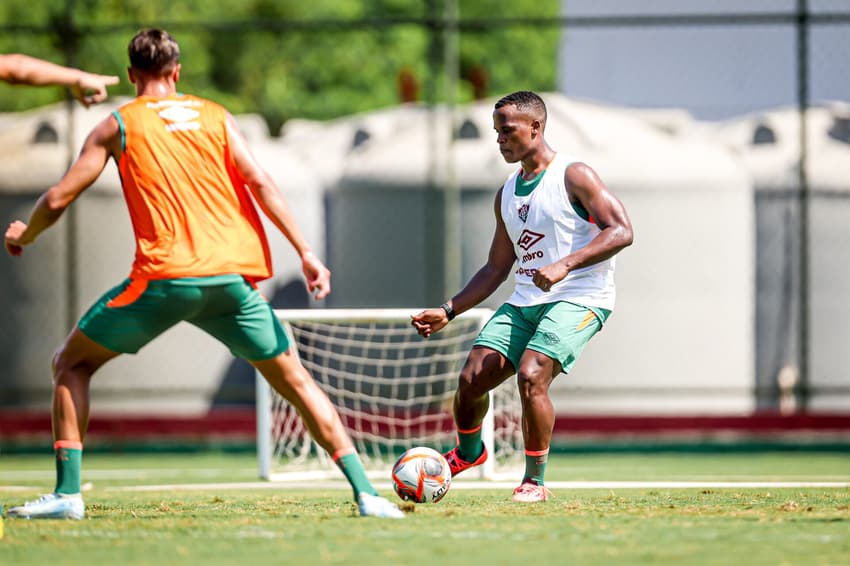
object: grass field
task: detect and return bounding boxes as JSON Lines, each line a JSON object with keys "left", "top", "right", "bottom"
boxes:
{"left": 1, "top": 451, "right": 849, "bottom": 565}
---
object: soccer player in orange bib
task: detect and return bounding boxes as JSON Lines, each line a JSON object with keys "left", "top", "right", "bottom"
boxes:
{"left": 412, "top": 91, "right": 633, "bottom": 502}
{"left": 4, "top": 28, "right": 403, "bottom": 520}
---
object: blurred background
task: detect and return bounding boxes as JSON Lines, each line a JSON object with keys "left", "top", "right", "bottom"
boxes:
{"left": 1, "top": 0, "right": 848, "bottom": 453}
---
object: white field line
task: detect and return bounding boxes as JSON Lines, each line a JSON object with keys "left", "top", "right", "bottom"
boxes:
{"left": 104, "top": 480, "right": 850, "bottom": 492}
{"left": 1, "top": 480, "right": 847, "bottom": 493}
{"left": 0, "top": 468, "right": 244, "bottom": 480}
{"left": 2, "top": 470, "right": 848, "bottom": 493}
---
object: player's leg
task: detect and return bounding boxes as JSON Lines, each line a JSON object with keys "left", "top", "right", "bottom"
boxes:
{"left": 194, "top": 279, "right": 403, "bottom": 518}
{"left": 51, "top": 329, "right": 123, "bottom": 440}
{"left": 250, "top": 352, "right": 401, "bottom": 517}
{"left": 512, "top": 348, "right": 559, "bottom": 502}
{"left": 6, "top": 329, "right": 120, "bottom": 520}
{"left": 251, "top": 350, "right": 358, "bottom": 460}
{"left": 443, "top": 345, "right": 515, "bottom": 473}
{"left": 512, "top": 301, "right": 607, "bottom": 502}
{"left": 8, "top": 279, "right": 194, "bottom": 519}
{"left": 443, "top": 303, "right": 533, "bottom": 476}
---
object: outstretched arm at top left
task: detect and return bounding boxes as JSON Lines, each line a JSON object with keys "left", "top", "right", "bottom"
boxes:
{"left": 225, "top": 113, "right": 330, "bottom": 300}
{"left": 4, "top": 115, "right": 117, "bottom": 256}
{"left": 0, "top": 54, "right": 119, "bottom": 107}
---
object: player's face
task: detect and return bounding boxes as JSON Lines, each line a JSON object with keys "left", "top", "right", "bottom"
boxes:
{"left": 493, "top": 105, "right": 537, "bottom": 164}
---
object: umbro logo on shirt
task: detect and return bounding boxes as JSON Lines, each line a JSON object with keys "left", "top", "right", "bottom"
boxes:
{"left": 517, "top": 229, "right": 544, "bottom": 250}
{"left": 542, "top": 332, "right": 560, "bottom": 345}
{"left": 154, "top": 103, "right": 202, "bottom": 132}
{"left": 158, "top": 106, "right": 200, "bottom": 123}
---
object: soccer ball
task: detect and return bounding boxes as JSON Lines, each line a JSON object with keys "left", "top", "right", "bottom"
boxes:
{"left": 391, "top": 446, "right": 452, "bottom": 503}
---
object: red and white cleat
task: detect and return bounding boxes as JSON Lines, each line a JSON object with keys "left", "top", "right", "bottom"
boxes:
{"left": 442, "top": 445, "right": 488, "bottom": 478}
{"left": 511, "top": 482, "right": 552, "bottom": 503}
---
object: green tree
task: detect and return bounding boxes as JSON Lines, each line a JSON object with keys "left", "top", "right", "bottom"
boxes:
{"left": 0, "top": 0, "right": 559, "bottom": 132}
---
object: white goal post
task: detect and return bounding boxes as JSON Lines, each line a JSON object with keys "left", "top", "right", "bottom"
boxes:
{"left": 256, "top": 308, "right": 523, "bottom": 481}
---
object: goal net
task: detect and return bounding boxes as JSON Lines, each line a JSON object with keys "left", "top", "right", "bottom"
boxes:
{"left": 256, "top": 308, "right": 523, "bottom": 481}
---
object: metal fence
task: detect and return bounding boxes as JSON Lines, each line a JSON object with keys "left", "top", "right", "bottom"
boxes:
{"left": 1, "top": 1, "right": 848, "bottom": 414}
{"left": 553, "top": 1, "right": 850, "bottom": 414}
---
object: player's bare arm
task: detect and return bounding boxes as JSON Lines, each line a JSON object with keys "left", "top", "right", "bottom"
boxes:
{"left": 412, "top": 188, "right": 516, "bottom": 338}
{"left": 4, "top": 116, "right": 118, "bottom": 256}
{"left": 532, "top": 162, "right": 633, "bottom": 291}
{"left": 0, "top": 54, "right": 119, "bottom": 107}
{"left": 225, "top": 114, "right": 330, "bottom": 299}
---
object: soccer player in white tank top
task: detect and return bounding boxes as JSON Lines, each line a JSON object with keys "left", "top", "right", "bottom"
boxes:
{"left": 412, "top": 91, "right": 633, "bottom": 502}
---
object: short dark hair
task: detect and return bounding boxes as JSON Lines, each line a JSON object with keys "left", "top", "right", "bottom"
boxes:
{"left": 494, "top": 91, "right": 547, "bottom": 122}
{"left": 128, "top": 29, "right": 180, "bottom": 74}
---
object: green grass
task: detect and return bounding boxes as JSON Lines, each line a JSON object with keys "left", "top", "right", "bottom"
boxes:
{"left": 1, "top": 452, "right": 849, "bottom": 565}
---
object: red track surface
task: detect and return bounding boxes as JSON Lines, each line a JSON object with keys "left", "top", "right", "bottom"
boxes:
{"left": 2, "top": 409, "right": 849, "bottom": 442}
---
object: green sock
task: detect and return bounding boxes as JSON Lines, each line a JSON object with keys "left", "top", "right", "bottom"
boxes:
{"left": 523, "top": 449, "right": 549, "bottom": 486}
{"left": 335, "top": 452, "right": 378, "bottom": 500}
{"left": 457, "top": 426, "right": 483, "bottom": 461}
{"left": 55, "top": 444, "right": 82, "bottom": 495}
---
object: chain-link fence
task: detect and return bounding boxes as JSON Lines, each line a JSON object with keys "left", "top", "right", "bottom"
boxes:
{"left": 1, "top": 2, "right": 848, "bottom": 415}
{"left": 555, "top": 1, "right": 850, "bottom": 414}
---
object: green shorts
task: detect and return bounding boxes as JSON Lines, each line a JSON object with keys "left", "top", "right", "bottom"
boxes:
{"left": 78, "top": 275, "right": 289, "bottom": 361}
{"left": 473, "top": 301, "right": 610, "bottom": 373}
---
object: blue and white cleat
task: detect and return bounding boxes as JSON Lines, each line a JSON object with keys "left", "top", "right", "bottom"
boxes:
{"left": 357, "top": 493, "right": 405, "bottom": 519}
{"left": 7, "top": 493, "right": 85, "bottom": 520}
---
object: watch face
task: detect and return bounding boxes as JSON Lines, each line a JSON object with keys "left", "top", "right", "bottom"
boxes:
{"left": 441, "top": 303, "right": 455, "bottom": 320}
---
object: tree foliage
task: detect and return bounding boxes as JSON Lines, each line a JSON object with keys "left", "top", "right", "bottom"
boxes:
{"left": 0, "top": 0, "right": 559, "bottom": 133}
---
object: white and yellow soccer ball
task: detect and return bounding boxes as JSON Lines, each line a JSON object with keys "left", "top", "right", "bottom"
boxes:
{"left": 391, "top": 446, "right": 452, "bottom": 503}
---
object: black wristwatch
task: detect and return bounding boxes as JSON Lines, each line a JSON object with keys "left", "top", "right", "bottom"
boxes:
{"left": 440, "top": 302, "right": 456, "bottom": 321}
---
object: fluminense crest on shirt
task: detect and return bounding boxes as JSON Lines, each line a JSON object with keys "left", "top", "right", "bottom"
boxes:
{"left": 518, "top": 203, "right": 529, "bottom": 223}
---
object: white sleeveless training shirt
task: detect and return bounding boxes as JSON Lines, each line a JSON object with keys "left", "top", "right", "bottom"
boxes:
{"left": 501, "top": 153, "right": 616, "bottom": 310}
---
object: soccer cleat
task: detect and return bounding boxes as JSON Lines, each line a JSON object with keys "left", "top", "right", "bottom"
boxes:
{"left": 6, "top": 493, "right": 85, "bottom": 520}
{"left": 511, "top": 482, "right": 552, "bottom": 503}
{"left": 357, "top": 493, "right": 405, "bottom": 519}
{"left": 442, "top": 444, "right": 488, "bottom": 478}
